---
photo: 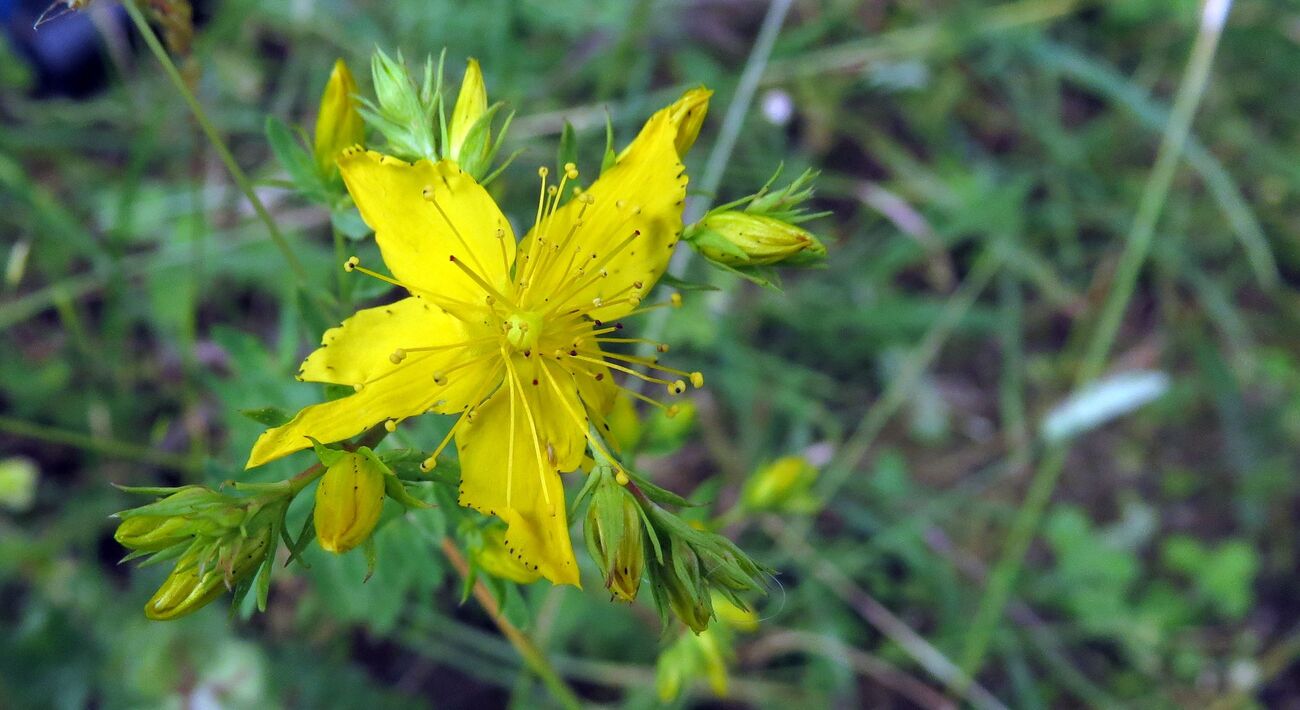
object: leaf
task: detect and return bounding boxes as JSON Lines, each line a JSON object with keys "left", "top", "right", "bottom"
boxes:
{"left": 265, "top": 116, "right": 330, "bottom": 202}
{"left": 240, "top": 406, "right": 293, "bottom": 428}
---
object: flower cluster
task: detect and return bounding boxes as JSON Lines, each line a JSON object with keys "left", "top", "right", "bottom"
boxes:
{"left": 115, "top": 50, "right": 824, "bottom": 635}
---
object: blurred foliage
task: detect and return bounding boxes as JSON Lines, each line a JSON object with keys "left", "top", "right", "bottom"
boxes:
{"left": 3, "top": 0, "right": 1300, "bottom": 707}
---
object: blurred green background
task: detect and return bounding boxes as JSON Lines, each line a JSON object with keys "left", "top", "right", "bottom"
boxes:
{"left": 3, "top": 0, "right": 1300, "bottom": 707}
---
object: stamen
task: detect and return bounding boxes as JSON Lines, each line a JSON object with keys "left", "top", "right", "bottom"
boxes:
{"left": 542, "top": 228, "right": 644, "bottom": 316}
{"left": 567, "top": 352, "right": 679, "bottom": 389}
{"left": 343, "top": 258, "right": 489, "bottom": 321}
{"left": 537, "top": 359, "right": 617, "bottom": 464}
{"left": 423, "top": 362, "right": 505, "bottom": 471}
{"left": 343, "top": 256, "right": 360, "bottom": 272}
{"left": 580, "top": 348, "right": 702, "bottom": 387}
{"left": 423, "top": 185, "right": 494, "bottom": 280}
{"left": 449, "top": 255, "right": 518, "bottom": 309}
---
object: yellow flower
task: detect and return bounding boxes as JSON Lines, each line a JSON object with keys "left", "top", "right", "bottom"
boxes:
{"left": 246, "top": 88, "right": 712, "bottom": 587}
{"left": 314, "top": 58, "right": 364, "bottom": 175}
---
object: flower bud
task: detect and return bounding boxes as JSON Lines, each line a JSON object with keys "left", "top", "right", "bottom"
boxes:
{"left": 586, "top": 485, "right": 646, "bottom": 602}
{"left": 474, "top": 526, "right": 541, "bottom": 584}
{"left": 656, "top": 626, "right": 732, "bottom": 701}
{"left": 661, "top": 539, "right": 713, "bottom": 633}
{"left": 314, "top": 58, "right": 364, "bottom": 175}
{"left": 690, "top": 212, "right": 827, "bottom": 267}
{"left": 314, "top": 451, "right": 386, "bottom": 554}
{"left": 367, "top": 49, "right": 439, "bottom": 161}
{"left": 144, "top": 523, "right": 273, "bottom": 621}
{"left": 114, "top": 487, "right": 243, "bottom": 552}
{"left": 447, "top": 58, "right": 487, "bottom": 163}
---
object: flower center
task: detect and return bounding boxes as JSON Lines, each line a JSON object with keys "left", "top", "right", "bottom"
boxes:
{"left": 504, "top": 311, "right": 543, "bottom": 352}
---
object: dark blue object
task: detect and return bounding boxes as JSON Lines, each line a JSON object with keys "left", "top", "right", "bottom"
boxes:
{"left": 1, "top": 0, "right": 129, "bottom": 97}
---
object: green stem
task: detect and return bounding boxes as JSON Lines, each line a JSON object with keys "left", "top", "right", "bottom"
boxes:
{"left": 121, "top": 0, "right": 318, "bottom": 298}
{"left": 959, "top": 0, "right": 1234, "bottom": 676}
{"left": 0, "top": 415, "right": 200, "bottom": 474}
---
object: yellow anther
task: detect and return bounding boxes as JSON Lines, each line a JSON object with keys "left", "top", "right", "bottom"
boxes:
{"left": 667, "top": 380, "right": 686, "bottom": 396}
{"left": 666, "top": 404, "right": 680, "bottom": 419}
{"left": 420, "top": 456, "right": 437, "bottom": 472}
{"left": 592, "top": 297, "right": 604, "bottom": 308}
{"left": 630, "top": 205, "right": 641, "bottom": 215}
{"left": 670, "top": 293, "right": 683, "bottom": 308}
{"left": 421, "top": 185, "right": 435, "bottom": 200}
{"left": 615, "top": 469, "right": 630, "bottom": 485}
{"left": 433, "top": 371, "right": 448, "bottom": 386}
{"left": 627, "top": 295, "right": 642, "bottom": 307}
{"left": 389, "top": 348, "right": 407, "bottom": 364}
{"left": 538, "top": 166, "right": 549, "bottom": 178}
{"left": 343, "top": 256, "right": 360, "bottom": 272}
{"left": 352, "top": 383, "right": 365, "bottom": 392}
{"left": 690, "top": 372, "right": 704, "bottom": 388}
{"left": 547, "top": 185, "right": 557, "bottom": 196}
{"left": 495, "top": 228, "right": 506, "bottom": 238}
{"left": 656, "top": 343, "right": 670, "bottom": 353}
{"left": 384, "top": 419, "right": 398, "bottom": 432}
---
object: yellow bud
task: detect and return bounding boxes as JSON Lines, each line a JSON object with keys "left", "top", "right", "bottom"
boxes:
{"left": 694, "top": 211, "right": 827, "bottom": 267}
{"left": 314, "top": 452, "right": 386, "bottom": 554}
{"left": 447, "top": 58, "right": 488, "bottom": 162}
{"left": 741, "top": 456, "right": 819, "bottom": 512}
{"left": 313, "top": 58, "right": 364, "bottom": 175}
{"left": 585, "top": 485, "right": 647, "bottom": 602}
{"left": 145, "top": 532, "right": 270, "bottom": 621}
{"left": 474, "top": 526, "right": 542, "bottom": 584}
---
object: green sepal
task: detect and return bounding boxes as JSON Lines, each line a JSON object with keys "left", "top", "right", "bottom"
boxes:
{"left": 656, "top": 272, "right": 720, "bottom": 293}
{"left": 626, "top": 469, "right": 693, "bottom": 508}
{"left": 557, "top": 120, "right": 578, "bottom": 176}
{"left": 283, "top": 503, "right": 315, "bottom": 569}
{"left": 363, "top": 535, "right": 378, "bottom": 583}
{"left": 601, "top": 110, "right": 617, "bottom": 174}
{"left": 308, "top": 436, "right": 349, "bottom": 468}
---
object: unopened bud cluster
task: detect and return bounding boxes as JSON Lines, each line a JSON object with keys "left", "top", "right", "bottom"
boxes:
{"left": 113, "top": 485, "right": 285, "bottom": 620}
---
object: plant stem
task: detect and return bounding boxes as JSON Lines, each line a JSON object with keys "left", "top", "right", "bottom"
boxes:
{"left": 439, "top": 538, "right": 583, "bottom": 710}
{"left": 0, "top": 415, "right": 200, "bottom": 474}
{"left": 121, "top": 0, "right": 317, "bottom": 297}
{"left": 959, "top": 0, "right": 1235, "bottom": 677}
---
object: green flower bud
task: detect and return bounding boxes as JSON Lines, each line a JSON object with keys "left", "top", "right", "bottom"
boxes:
{"left": 314, "top": 451, "right": 386, "bottom": 554}
{"left": 690, "top": 211, "right": 826, "bottom": 267}
{"left": 661, "top": 538, "right": 713, "bottom": 633}
{"left": 364, "top": 49, "right": 438, "bottom": 162}
{"left": 144, "top": 518, "right": 274, "bottom": 621}
{"left": 114, "top": 487, "right": 244, "bottom": 552}
{"left": 586, "top": 482, "right": 646, "bottom": 602}
{"left": 740, "top": 456, "right": 820, "bottom": 513}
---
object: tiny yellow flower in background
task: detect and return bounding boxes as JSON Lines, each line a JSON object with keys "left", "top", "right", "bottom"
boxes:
{"left": 314, "top": 58, "right": 364, "bottom": 176}
{"left": 447, "top": 58, "right": 487, "bottom": 163}
{"left": 474, "top": 526, "right": 542, "bottom": 584}
{"left": 314, "top": 451, "right": 386, "bottom": 553}
{"left": 741, "top": 455, "right": 820, "bottom": 513}
{"left": 247, "top": 83, "right": 713, "bottom": 587}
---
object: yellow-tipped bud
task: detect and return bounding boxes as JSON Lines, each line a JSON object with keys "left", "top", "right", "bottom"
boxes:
{"left": 474, "top": 526, "right": 542, "bottom": 584}
{"left": 447, "top": 58, "right": 488, "bottom": 163}
{"left": 145, "top": 530, "right": 271, "bottom": 621}
{"left": 314, "top": 452, "right": 386, "bottom": 554}
{"left": 741, "top": 455, "right": 820, "bottom": 513}
{"left": 313, "top": 59, "right": 364, "bottom": 176}
{"left": 114, "top": 487, "right": 243, "bottom": 552}
{"left": 585, "top": 475, "right": 647, "bottom": 602}
{"left": 711, "top": 592, "right": 759, "bottom": 632}
{"left": 692, "top": 211, "right": 827, "bottom": 267}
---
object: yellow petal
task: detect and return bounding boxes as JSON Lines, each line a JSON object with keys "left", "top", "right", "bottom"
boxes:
{"left": 338, "top": 150, "right": 516, "bottom": 305}
{"left": 518, "top": 96, "right": 692, "bottom": 321}
{"left": 299, "top": 295, "right": 471, "bottom": 388}
{"left": 447, "top": 58, "right": 487, "bottom": 162}
{"left": 455, "top": 361, "right": 585, "bottom": 587}
{"left": 246, "top": 350, "right": 500, "bottom": 468}
{"left": 619, "top": 86, "right": 712, "bottom": 160}
{"left": 314, "top": 59, "right": 364, "bottom": 175}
